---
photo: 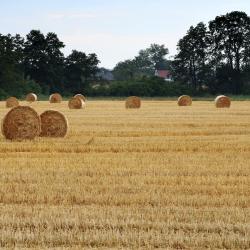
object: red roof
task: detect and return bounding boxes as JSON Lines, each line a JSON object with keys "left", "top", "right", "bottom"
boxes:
{"left": 155, "top": 70, "right": 171, "bottom": 78}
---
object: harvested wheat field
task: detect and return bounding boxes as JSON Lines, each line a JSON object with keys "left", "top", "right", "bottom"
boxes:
{"left": 0, "top": 100, "right": 249, "bottom": 249}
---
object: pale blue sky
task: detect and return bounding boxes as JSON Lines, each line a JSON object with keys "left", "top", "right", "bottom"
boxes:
{"left": 1, "top": 0, "right": 250, "bottom": 68}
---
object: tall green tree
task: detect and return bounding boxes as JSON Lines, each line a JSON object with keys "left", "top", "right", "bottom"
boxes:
{"left": 137, "top": 43, "right": 169, "bottom": 72}
{"left": 23, "top": 30, "right": 65, "bottom": 92}
{"left": 209, "top": 11, "right": 250, "bottom": 72}
{"left": 113, "top": 59, "right": 137, "bottom": 80}
{"left": 0, "top": 34, "right": 25, "bottom": 97}
{"left": 209, "top": 11, "right": 250, "bottom": 93}
{"left": 64, "top": 50, "right": 99, "bottom": 93}
{"left": 113, "top": 44, "right": 169, "bottom": 80}
{"left": 174, "top": 22, "right": 209, "bottom": 90}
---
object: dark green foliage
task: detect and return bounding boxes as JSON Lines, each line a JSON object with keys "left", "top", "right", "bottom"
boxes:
{"left": 88, "top": 76, "right": 194, "bottom": 97}
{"left": 0, "top": 88, "right": 8, "bottom": 99}
{"left": 0, "top": 34, "right": 25, "bottom": 98}
{"left": 0, "top": 30, "right": 99, "bottom": 98}
{"left": 174, "top": 22, "right": 209, "bottom": 90}
{"left": 1, "top": 11, "right": 250, "bottom": 98}
{"left": 173, "top": 11, "right": 250, "bottom": 95}
{"left": 64, "top": 50, "right": 99, "bottom": 93}
{"left": 23, "top": 80, "right": 42, "bottom": 96}
{"left": 113, "top": 60, "right": 138, "bottom": 81}
{"left": 113, "top": 44, "right": 169, "bottom": 81}
{"left": 23, "top": 30, "right": 65, "bottom": 92}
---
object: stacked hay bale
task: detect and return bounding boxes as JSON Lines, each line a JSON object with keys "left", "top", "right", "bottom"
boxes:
{"left": 40, "top": 110, "right": 68, "bottom": 137}
{"left": 74, "top": 94, "right": 86, "bottom": 102}
{"left": 1, "top": 106, "right": 68, "bottom": 140}
{"left": 49, "top": 93, "right": 62, "bottom": 103}
{"left": 1, "top": 106, "right": 40, "bottom": 141}
{"left": 26, "top": 93, "right": 37, "bottom": 103}
{"left": 178, "top": 95, "right": 192, "bottom": 106}
{"left": 215, "top": 95, "right": 231, "bottom": 108}
{"left": 125, "top": 96, "right": 141, "bottom": 109}
{"left": 6, "top": 97, "right": 19, "bottom": 108}
{"left": 68, "top": 97, "right": 85, "bottom": 109}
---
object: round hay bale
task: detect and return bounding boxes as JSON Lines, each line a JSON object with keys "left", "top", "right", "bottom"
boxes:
{"left": 178, "top": 95, "right": 192, "bottom": 106}
{"left": 6, "top": 97, "right": 19, "bottom": 108}
{"left": 74, "top": 94, "right": 86, "bottom": 102}
{"left": 215, "top": 95, "right": 231, "bottom": 108}
{"left": 68, "top": 97, "right": 85, "bottom": 109}
{"left": 49, "top": 93, "right": 62, "bottom": 103}
{"left": 1, "top": 106, "right": 40, "bottom": 141}
{"left": 26, "top": 93, "right": 37, "bottom": 103}
{"left": 40, "top": 110, "right": 68, "bottom": 138}
{"left": 125, "top": 96, "right": 141, "bottom": 109}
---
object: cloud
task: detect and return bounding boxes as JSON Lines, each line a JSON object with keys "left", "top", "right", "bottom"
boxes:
{"left": 48, "top": 12, "right": 97, "bottom": 20}
{"left": 48, "top": 8, "right": 126, "bottom": 21}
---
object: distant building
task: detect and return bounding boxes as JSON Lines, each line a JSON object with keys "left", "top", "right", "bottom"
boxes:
{"left": 155, "top": 69, "right": 173, "bottom": 82}
{"left": 96, "top": 68, "right": 114, "bottom": 81}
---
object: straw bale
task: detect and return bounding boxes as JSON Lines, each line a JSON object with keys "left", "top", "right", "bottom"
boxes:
{"left": 178, "top": 95, "right": 192, "bottom": 106}
{"left": 40, "top": 110, "right": 68, "bottom": 137}
{"left": 49, "top": 93, "right": 62, "bottom": 103}
{"left": 74, "top": 94, "right": 86, "bottom": 102}
{"left": 26, "top": 93, "right": 37, "bottom": 102}
{"left": 215, "top": 95, "right": 231, "bottom": 108}
{"left": 125, "top": 96, "right": 141, "bottom": 109}
{"left": 1, "top": 106, "right": 40, "bottom": 140}
{"left": 6, "top": 97, "right": 19, "bottom": 108}
{"left": 68, "top": 97, "right": 85, "bottom": 109}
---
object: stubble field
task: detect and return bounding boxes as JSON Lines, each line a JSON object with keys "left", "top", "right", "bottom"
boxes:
{"left": 0, "top": 100, "right": 249, "bottom": 249}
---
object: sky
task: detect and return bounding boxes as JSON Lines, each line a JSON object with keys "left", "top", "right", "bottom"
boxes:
{"left": 1, "top": 0, "right": 250, "bottom": 69}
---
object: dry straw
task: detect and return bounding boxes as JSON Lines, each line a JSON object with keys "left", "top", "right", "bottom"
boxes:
{"left": 178, "top": 95, "right": 192, "bottom": 106}
{"left": 26, "top": 93, "right": 37, "bottom": 103}
{"left": 68, "top": 97, "right": 85, "bottom": 109}
{"left": 74, "top": 94, "right": 86, "bottom": 102}
{"left": 1, "top": 106, "right": 40, "bottom": 141}
{"left": 215, "top": 95, "right": 231, "bottom": 108}
{"left": 49, "top": 93, "right": 62, "bottom": 103}
{"left": 125, "top": 96, "right": 141, "bottom": 109}
{"left": 40, "top": 110, "right": 68, "bottom": 137}
{"left": 6, "top": 97, "right": 19, "bottom": 108}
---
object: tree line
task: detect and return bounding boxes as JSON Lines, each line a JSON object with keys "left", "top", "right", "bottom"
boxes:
{"left": 111, "top": 11, "right": 250, "bottom": 96}
{"left": 0, "top": 30, "right": 99, "bottom": 98}
{"left": 1, "top": 11, "right": 250, "bottom": 98}
{"left": 173, "top": 11, "right": 250, "bottom": 95}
